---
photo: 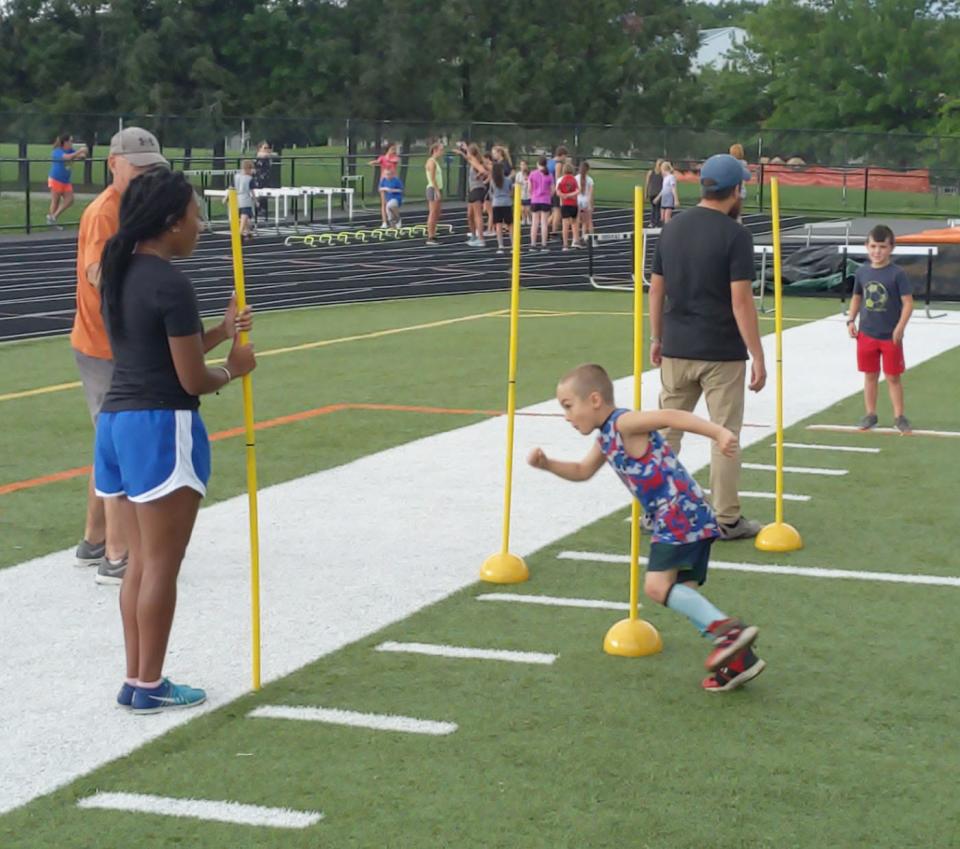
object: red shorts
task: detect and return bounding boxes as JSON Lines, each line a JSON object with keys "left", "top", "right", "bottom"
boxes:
{"left": 857, "top": 333, "right": 905, "bottom": 375}
{"left": 48, "top": 178, "right": 72, "bottom": 194}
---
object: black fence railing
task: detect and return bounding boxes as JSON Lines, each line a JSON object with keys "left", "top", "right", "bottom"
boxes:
{"left": 3, "top": 152, "right": 960, "bottom": 234}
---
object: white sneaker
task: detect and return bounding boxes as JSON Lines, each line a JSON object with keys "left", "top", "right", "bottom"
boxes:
{"left": 425, "top": 240, "right": 440, "bottom": 247}
{"left": 496, "top": 248, "right": 505, "bottom": 255}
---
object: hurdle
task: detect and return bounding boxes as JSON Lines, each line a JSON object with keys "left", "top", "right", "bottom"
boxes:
{"left": 780, "top": 219, "right": 853, "bottom": 246}
{"left": 586, "top": 227, "right": 661, "bottom": 291}
{"left": 753, "top": 246, "right": 775, "bottom": 315}
{"left": 837, "top": 245, "right": 944, "bottom": 320}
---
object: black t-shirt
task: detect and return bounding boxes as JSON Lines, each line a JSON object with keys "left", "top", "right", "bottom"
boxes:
{"left": 652, "top": 206, "right": 754, "bottom": 361}
{"left": 101, "top": 254, "right": 204, "bottom": 412}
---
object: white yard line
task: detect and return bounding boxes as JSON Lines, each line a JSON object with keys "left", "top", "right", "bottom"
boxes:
{"left": 375, "top": 641, "right": 558, "bottom": 665}
{"left": 704, "top": 488, "right": 811, "bottom": 502}
{"left": 76, "top": 792, "right": 323, "bottom": 829}
{"left": 248, "top": 705, "right": 457, "bottom": 736}
{"left": 476, "top": 593, "right": 631, "bottom": 611}
{"left": 742, "top": 462, "right": 848, "bottom": 476}
{"left": 808, "top": 424, "right": 960, "bottom": 439}
{"left": 557, "top": 551, "right": 960, "bottom": 588}
{"left": 1, "top": 312, "right": 959, "bottom": 815}
{"left": 780, "top": 442, "right": 880, "bottom": 454}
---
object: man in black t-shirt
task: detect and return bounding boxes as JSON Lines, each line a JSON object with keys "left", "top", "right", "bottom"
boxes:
{"left": 650, "top": 154, "right": 767, "bottom": 541}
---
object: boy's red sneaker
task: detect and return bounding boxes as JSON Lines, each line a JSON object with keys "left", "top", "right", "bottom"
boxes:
{"left": 704, "top": 618, "right": 759, "bottom": 671}
{"left": 702, "top": 648, "right": 766, "bottom": 693}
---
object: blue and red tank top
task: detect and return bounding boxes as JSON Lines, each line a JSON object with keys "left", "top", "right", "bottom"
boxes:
{"left": 598, "top": 408, "right": 720, "bottom": 545}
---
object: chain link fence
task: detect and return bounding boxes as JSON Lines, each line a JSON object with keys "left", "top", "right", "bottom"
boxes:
{"left": 3, "top": 114, "right": 960, "bottom": 231}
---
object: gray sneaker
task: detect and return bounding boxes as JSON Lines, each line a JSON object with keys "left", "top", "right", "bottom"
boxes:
{"left": 75, "top": 539, "right": 105, "bottom": 568}
{"left": 857, "top": 413, "right": 879, "bottom": 430}
{"left": 46, "top": 213, "right": 56, "bottom": 226}
{"left": 894, "top": 415, "right": 913, "bottom": 434}
{"left": 718, "top": 516, "right": 763, "bottom": 541}
{"left": 95, "top": 555, "right": 128, "bottom": 585}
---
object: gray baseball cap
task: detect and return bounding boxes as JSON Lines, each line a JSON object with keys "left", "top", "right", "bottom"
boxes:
{"left": 109, "top": 127, "right": 169, "bottom": 168}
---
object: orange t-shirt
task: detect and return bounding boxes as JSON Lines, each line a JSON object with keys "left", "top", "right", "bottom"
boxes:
{"left": 70, "top": 187, "right": 120, "bottom": 360}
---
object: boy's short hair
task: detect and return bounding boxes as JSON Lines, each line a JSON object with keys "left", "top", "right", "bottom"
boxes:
{"left": 241, "top": 159, "right": 254, "bottom": 170}
{"left": 867, "top": 224, "right": 895, "bottom": 246}
{"left": 560, "top": 363, "right": 614, "bottom": 403}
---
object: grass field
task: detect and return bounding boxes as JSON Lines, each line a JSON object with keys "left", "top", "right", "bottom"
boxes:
{"left": 1, "top": 288, "right": 959, "bottom": 847}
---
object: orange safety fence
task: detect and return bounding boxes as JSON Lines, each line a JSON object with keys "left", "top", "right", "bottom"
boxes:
{"left": 675, "top": 164, "right": 931, "bottom": 193}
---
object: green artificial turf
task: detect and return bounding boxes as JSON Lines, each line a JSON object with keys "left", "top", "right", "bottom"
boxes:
{"left": 1, "top": 291, "right": 958, "bottom": 848}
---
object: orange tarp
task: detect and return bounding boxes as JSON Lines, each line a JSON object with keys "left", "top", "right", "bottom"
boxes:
{"left": 897, "top": 228, "right": 960, "bottom": 245}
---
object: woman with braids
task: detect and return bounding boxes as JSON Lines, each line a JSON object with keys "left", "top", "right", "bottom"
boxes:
{"left": 95, "top": 169, "right": 256, "bottom": 714}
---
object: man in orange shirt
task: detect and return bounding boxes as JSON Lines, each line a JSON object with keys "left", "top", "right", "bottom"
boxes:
{"left": 72, "top": 127, "right": 169, "bottom": 584}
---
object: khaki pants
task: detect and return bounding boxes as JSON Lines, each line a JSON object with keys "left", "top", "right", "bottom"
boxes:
{"left": 659, "top": 357, "right": 746, "bottom": 525}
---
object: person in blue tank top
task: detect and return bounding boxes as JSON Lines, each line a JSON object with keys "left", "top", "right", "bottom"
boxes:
{"left": 527, "top": 363, "right": 766, "bottom": 693}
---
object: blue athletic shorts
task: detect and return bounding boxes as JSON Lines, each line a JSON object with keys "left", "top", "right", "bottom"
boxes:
{"left": 94, "top": 409, "right": 211, "bottom": 502}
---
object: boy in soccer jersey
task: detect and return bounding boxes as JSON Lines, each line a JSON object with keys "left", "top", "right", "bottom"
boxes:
{"left": 528, "top": 363, "right": 765, "bottom": 692}
{"left": 846, "top": 225, "right": 914, "bottom": 433}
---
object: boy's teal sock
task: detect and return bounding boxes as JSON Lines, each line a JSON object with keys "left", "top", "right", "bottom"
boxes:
{"left": 664, "top": 583, "right": 726, "bottom": 637}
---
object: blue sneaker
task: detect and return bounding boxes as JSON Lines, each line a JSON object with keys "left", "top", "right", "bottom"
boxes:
{"left": 131, "top": 678, "right": 206, "bottom": 715}
{"left": 117, "top": 682, "right": 136, "bottom": 709}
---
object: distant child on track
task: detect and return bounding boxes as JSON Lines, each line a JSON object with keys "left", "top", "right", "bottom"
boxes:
{"left": 846, "top": 225, "right": 914, "bottom": 433}
{"left": 527, "top": 157, "right": 554, "bottom": 252}
{"left": 516, "top": 159, "right": 531, "bottom": 225}
{"left": 369, "top": 143, "right": 400, "bottom": 228}
{"left": 48, "top": 133, "right": 87, "bottom": 228}
{"left": 556, "top": 163, "right": 580, "bottom": 250}
{"left": 528, "top": 363, "right": 765, "bottom": 692}
{"left": 234, "top": 159, "right": 255, "bottom": 238}
{"left": 656, "top": 161, "right": 678, "bottom": 223}
{"left": 489, "top": 161, "right": 515, "bottom": 255}
{"left": 576, "top": 161, "right": 594, "bottom": 243}
{"left": 379, "top": 165, "right": 404, "bottom": 228}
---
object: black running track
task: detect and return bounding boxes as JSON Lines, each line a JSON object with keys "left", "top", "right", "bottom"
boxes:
{"left": 0, "top": 207, "right": 793, "bottom": 343}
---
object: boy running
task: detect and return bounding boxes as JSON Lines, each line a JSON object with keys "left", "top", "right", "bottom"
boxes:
{"left": 846, "top": 225, "right": 914, "bottom": 433}
{"left": 528, "top": 363, "right": 765, "bottom": 692}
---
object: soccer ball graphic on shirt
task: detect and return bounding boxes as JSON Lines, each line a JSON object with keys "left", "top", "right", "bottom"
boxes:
{"left": 863, "top": 280, "right": 888, "bottom": 311}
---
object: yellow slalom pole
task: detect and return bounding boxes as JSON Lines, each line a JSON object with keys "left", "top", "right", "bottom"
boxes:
{"left": 756, "top": 178, "right": 802, "bottom": 552}
{"left": 481, "top": 181, "right": 529, "bottom": 584}
{"left": 227, "top": 188, "right": 263, "bottom": 688}
{"left": 603, "top": 186, "right": 662, "bottom": 657}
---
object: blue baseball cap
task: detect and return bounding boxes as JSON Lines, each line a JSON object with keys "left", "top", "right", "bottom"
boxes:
{"left": 700, "top": 154, "right": 750, "bottom": 193}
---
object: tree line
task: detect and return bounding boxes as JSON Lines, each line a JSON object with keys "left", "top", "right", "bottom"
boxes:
{"left": 1, "top": 0, "right": 958, "bottom": 141}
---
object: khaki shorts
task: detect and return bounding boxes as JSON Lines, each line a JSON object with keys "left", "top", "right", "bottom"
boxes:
{"left": 73, "top": 349, "right": 114, "bottom": 423}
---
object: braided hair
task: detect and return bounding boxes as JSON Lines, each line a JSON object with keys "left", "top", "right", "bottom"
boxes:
{"left": 99, "top": 169, "right": 195, "bottom": 338}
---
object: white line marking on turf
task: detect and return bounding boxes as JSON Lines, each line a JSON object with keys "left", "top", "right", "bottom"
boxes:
{"left": 76, "top": 792, "right": 323, "bottom": 829}
{"left": 6, "top": 312, "right": 960, "bottom": 814}
{"left": 808, "top": 424, "right": 960, "bottom": 439}
{"left": 375, "top": 641, "right": 557, "bottom": 665}
{"left": 477, "top": 592, "right": 630, "bottom": 611}
{"left": 780, "top": 441, "right": 880, "bottom": 454}
{"left": 248, "top": 705, "right": 457, "bottom": 735}
{"left": 556, "top": 551, "right": 960, "bottom": 587}
{"left": 705, "top": 488, "right": 811, "bottom": 502}
{"left": 742, "top": 462, "right": 848, "bottom": 476}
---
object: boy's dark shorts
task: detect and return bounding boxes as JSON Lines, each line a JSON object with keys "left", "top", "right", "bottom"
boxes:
{"left": 648, "top": 538, "right": 714, "bottom": 586}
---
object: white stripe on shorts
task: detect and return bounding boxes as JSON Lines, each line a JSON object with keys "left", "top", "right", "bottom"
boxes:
{"left": 130, "top": 410, "right": 207, "bottom": 503}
